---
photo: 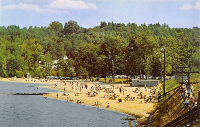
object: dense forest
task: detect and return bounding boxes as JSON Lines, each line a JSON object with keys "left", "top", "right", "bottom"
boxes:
{"left": 0, "top": 20, "right": 199, "bottom": 79}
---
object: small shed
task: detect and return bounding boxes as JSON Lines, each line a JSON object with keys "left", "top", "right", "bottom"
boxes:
{"left": 131, "top": 79, "right": 159, "bottom": 87}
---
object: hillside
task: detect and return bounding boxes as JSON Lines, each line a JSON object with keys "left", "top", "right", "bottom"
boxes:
{"left": 148, "top": 78, "right": 199, "bottom": 126}
{"left": 0, "top": 22, "right": 199, "bottom": 80}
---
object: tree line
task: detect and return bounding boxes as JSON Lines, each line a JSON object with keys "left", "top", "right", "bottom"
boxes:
{"left": 0, "top": 20, "right": 199, "bottom": 79}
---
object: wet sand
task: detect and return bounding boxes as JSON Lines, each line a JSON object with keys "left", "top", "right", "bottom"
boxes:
{"left": 1, "top": 78, "right": 156, "bottom": 121}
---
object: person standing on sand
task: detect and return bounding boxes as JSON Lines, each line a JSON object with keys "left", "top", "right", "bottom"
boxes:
{"left": 107, "top": 103, "right": 110, "bottom": 108}
{"left": 85, "top": 84, "right": 88, "bottom": 89}
{"left": 97, "top": 101, "right": 99, "bottom": 107}
{"left": 119, "top": 87, "right": 122, "bottom": 94}
{"left": 94, "top": 102, "right": 96, "bottom": 106}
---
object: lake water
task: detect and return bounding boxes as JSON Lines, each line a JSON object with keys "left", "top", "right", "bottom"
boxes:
{"left": 0, "top": 82, "right": 136, "bottom": 127}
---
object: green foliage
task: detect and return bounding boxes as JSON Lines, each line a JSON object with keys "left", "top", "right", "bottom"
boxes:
{"left": 98, "top": 35, "right": 126, "bottom": 78}
{"left": 15, "top": 71, "right": 24, "bottom": 78}
{"left": 0, "top": 21, "right": 199, "bottom": 79}
{"left": 33, "top": 68, "right": 43, "bottom": 78}
{"left": 74, "top": 43, "right": 99, "bottom": 77}
{"left": 191, "top": 73, "right": 199, "bottom": 78}
{"left": 42, "top": 52, "right": 53, "bottom": 76}
{"left": 75, "top": 66, "right": 88, "bottom": 79}
{"left": 63, "top": 20, "right": 81, "bottom": 35}
{"left": 58, "top": 58, "right": 75, "bottom": 77}
{"left": 48, "top": 21, "right": 63, "bottom": 36}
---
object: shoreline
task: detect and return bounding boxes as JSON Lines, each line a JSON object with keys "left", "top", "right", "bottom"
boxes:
{"left": 1, "top": 78, "right": 156, "bottom": 123}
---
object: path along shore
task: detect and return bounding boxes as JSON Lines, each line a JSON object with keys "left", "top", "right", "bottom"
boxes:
{"left": 1, "top": 78, "right": 159, "bottom": 121}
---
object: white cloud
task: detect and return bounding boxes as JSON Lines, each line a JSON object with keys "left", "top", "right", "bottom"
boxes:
{"left": 0, "top": 3, "right": 68, "bottom": 13}
{"left": 194, "top": 1, "right": 200, "bottom": 9}
{"left": 180, "top": 1, "right": 200, "bottom": 10}
{"left": 1, "top": 3, "right": 40, "bottom": 11}
{"left": 0, "top": 0, "right": 97, "bottom": 13}
{"left": 46, "top": 0, "right": 97, "bottom": 10}
{"left": 180, "top": 4, "right": 192, "bottom": 10}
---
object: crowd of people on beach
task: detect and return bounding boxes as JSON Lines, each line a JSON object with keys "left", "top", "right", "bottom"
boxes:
{"left": 51, "top": 79, "right": 162, "bottom": 109}
{"left": 33, "top": 78, "right": 163, "bottom": 110}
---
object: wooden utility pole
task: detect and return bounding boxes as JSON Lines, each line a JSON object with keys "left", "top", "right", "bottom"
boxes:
{"left": 163, "top": 48, "right": 165, "bottom": 94}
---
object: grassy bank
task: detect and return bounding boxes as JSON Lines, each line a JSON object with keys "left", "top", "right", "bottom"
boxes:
{"left": 149, "top": 78, "right": 200, "bottom": 126}
{"left": 165, "top": 78, "right": 180, "bottom": 92}
{"left": 151, "top": 79, "right": 186, "bottom": 126}
{"left": 159, "top": 78, "right": 179, "bottom": 95}
{"left": 191, "top": 78, "right": 200, "bottom": 99}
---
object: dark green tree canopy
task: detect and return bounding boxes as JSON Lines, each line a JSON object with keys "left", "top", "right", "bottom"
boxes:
{"left": 0, "top": 21, "right": 199, "bottom": 78}
{"left": 63, "top": 20, "right": 81, "bottom": 35}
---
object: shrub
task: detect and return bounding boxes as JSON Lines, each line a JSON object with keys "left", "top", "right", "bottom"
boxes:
{"left": 15, "top": 71, "right": 24, "bottom": 78}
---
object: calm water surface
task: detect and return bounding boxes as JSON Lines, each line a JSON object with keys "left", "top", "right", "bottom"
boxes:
{"left": 0, "top": 82, "right": 135, "bottom": 127}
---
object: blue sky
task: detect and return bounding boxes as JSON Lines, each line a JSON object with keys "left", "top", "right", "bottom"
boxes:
{"left": 0, "top": 0, "right": 199, "bottom": 28}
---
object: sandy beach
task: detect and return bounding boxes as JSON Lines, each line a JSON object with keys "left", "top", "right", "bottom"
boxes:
{"left": 1, "top": 77, "right": 157, "bottom": 121}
